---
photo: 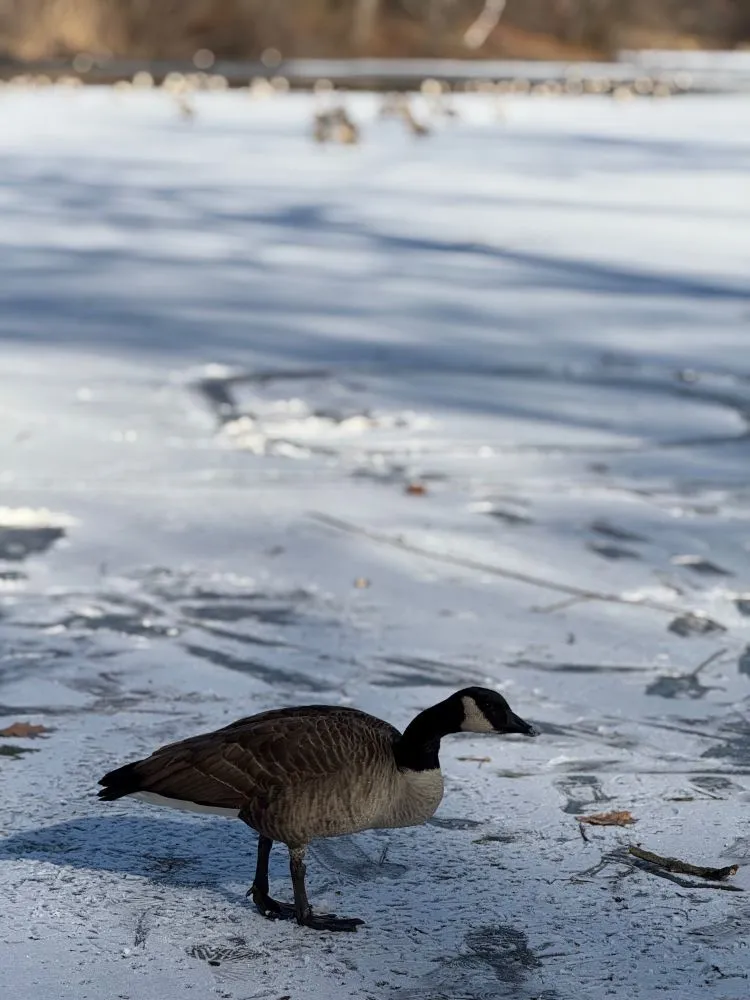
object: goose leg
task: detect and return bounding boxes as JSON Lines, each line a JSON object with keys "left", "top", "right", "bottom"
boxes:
{"left": 289, "top": 845, "right": 364, "bottom": 932}
{"left": 248, "top": 835, "right": 295, "bottom": 920}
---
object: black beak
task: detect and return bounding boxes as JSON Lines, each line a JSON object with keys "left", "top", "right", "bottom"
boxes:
{"left": 506, "top": 713, "right": 538, "bottom": 737}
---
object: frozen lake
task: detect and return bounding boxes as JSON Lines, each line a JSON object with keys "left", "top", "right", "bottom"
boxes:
{"left": 1, "top": 85, "right": 749, "bottom": 999}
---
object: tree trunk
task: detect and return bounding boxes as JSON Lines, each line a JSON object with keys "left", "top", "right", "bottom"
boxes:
{"left": 351, "top": 0, "right": 379, "bottom": 50}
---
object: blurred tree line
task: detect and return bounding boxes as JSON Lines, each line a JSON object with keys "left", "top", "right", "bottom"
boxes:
{"left": 1, "top": 0, "right": 748, "bottom": 62}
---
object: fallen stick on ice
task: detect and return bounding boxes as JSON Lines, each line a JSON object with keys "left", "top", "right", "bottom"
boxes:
{"left": 572, "top": 848, "right": 744, "bottom": 892}
{"left": 628, "top": 845, "right": 740, "bottom": 883}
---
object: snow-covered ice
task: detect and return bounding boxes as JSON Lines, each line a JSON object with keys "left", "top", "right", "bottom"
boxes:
{"left": 1, "top": 85, "right": 750, "bottom": 999}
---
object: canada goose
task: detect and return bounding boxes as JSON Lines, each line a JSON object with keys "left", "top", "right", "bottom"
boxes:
{"left": 176, "top": 95, "right": 195, "bottom": 122}
{"left": 313, "top": 107, "right": 360, "bottom": 145}
{"left": 400, "top": 102, "right": 430, "bottom": 138}
{"left": 98, "top": 687, "right": 536, "bottom": 932}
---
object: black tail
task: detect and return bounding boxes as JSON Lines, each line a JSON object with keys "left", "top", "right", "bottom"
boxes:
{"left": 98, "top": 760, "right": 143, "bottom": 801}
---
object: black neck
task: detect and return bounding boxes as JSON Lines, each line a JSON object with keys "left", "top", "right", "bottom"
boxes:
{"left": 393, "top": 696, "right": 463, "bottom": 772}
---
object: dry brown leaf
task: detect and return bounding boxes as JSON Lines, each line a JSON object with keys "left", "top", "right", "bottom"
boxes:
{"left": 405, "top": 482, "right": 427, "bottom": 496}
{"left": 577, "top": 810, "right": 636, "bottom": 827}
{"left": 0, "top": 721, "right": 50, "bottom": 739}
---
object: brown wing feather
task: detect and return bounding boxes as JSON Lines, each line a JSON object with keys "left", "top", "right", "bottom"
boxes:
{"left": 101, "top": 707, "right": 400, "bottom": 811}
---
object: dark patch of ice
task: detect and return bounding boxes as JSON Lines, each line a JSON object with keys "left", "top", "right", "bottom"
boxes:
{"left": 646, "top": 673, "right": 717, "bottom": 699}
{"left": 701, "top": 717, "right": 750, "bottom": 766}
{"left": 590, "top": 519, "right": 648, "bottom": 543}
{"left": 671, "top": 555, "right": 733, "bottom": 576}
{"left": 690, "top": 775, "right": 741, "bottom": 796}
{"left": 0, "top": 743, "right": 40, "bottom": 758}
{"left": 0, "top": 526, "right": 66, "bottom": 562}
{"left": 181, "top": 601, "right": 298, "bottom": 626}
{"left": 186, "top": 620, "right": 288, "bottom": 648}
{"left": 512, "top": 659, "right": 651, "bottom": 674}
{"left": 375, "top": 655, "right": 488, "bottom": 688}
{"left": 473, "top": 833, "right": 518, "bottom": 845}
{"left": 57, "top": 610, "right": 177, "bottom": 638}
{"left": 193, "top": 375, "right": 241, "bottom": 423}
{"left": 351, "top": 464, "right": 408, "bottom": 485}
{"left": 182, "top": 642, "right": 330, "bottom": 691}
{"left": 486, "top": 508, "right": 533, "bottom": 526}
{"left": 587, "top": 542, "right": 641, "bottom": 561}
{"left": 668, "top": 614, "right": 726, "bottom": 637}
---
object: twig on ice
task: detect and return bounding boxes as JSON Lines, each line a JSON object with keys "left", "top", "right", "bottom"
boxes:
{"left": 690, "top": 648, "right": 727, "bottom": 677}
{"left": 573, "top": 848, "right": 744, "bottom": 892}
{"left": 628, "top": 845, "right": 739, "bottom": 882}
{"left": 532, "top": 595, "right": 593, "bottom": 614}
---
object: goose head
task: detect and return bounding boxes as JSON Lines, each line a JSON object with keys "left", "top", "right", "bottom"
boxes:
{"left": 456, "top": 687, "right": 537, "bottom": 737}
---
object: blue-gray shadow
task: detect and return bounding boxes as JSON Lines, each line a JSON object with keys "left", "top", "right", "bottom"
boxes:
{"left": 0, "top": 813, "right": 261, "bottom": 908}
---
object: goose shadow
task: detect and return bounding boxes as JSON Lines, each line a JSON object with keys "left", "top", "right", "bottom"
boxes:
{"left": 0, "top": 813, "right": 408, "bottom": 904}
{"left": 0, "top": 815, "right": 256, "bottom": 904}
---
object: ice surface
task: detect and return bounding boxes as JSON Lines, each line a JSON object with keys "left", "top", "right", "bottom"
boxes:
{"left": 1, "top": 86, "right": 750, "bottom": 999}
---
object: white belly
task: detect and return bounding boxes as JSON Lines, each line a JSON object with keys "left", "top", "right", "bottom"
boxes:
{"left": 134, "top": 791, "right": 240, "bottom": 819}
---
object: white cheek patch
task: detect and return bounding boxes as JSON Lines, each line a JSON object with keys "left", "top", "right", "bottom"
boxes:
{"left": 459, "top": 696, "right": 495, "bottom": 733}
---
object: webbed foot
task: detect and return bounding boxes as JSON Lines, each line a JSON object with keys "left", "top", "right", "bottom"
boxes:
{"left": 297, "top": 909, "right": 364, "bottom": 932}
{"left": 248, "top": 884, "right": 296, "bottom": 920}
